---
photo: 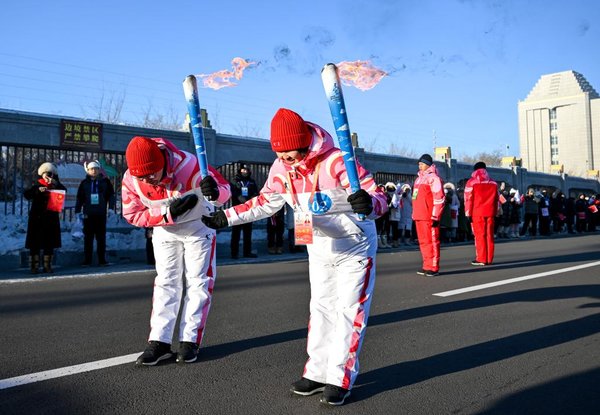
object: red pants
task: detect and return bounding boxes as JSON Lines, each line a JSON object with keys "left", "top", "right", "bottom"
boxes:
{"left": 415, "top": 220, "right": 440, "bottom": 272}
{"left": 471, "top": 216, "right": 495, "bottom": 264}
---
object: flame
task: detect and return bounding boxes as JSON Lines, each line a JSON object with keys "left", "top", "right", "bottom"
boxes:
{"left": 199, "top": 57, "right": 256, "bottom": 90}
{"left": 336, "top": 60, "right": 387, "bottom": 91}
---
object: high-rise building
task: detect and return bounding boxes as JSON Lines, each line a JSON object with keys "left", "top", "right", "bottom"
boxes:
{"left": 518, "top": 70, "right": 600, "bottom": 176}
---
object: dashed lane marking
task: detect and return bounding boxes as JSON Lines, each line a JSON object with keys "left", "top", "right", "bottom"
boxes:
{"left": 0, "top": 353, "right": 139, "bottom": 390}
{"left": 433, "top": 261, "right": 600, "bottom": 297}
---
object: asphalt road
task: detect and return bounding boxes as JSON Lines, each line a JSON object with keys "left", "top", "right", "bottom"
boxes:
{"left": 1, "top": 234, "right": 599, "bottom": 414}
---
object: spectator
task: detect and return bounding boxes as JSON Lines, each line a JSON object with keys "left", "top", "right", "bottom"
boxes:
{"left": 375, "top": 184, "right": 391, "bottom": 249}
{"left": 145, "top": 227, "right": 155, "bottom": 265}
{"left": 230, "top": 164, "right": 259, "bottom": 259}
{"left": 441, "top": 182, "right": 459, "bottom": 243}
{"left": 538, "top": 190, "right": 551, "bottom": 236}
{"left": 202, "top": 108, "right": 387, "bottom": 406}
{"left": 386, "top": 182, "right": 401, "bottom": 248}
{"left": 550, "top": 190, "right": 566, "bottom": 233}
{"left": 464, "top": 161, "right": 499, "bottom": 266}
{"left": 121, "top": 136, "right": 231, "bottom": 366}
{"left": 508, "top": 188, "right": 522, "bottom": 238}
{"left": 24, "top": 162, "right": 67, "bottom": 274}
{"left": 412, "top": 154, "right": 445, "bottom": 277}
{"left": 574, "top": 194, "right": 588, "bottom": 233}
{"left": 520, "top": 189, "right": 539, "bottom": 237}
{"left": 398, "top": 183, "right": 413, "bottom": 245}
{"left": 75, "top": 160, "right": 116, "bottom": 266}
{"left": 267, "top": 207, "right": 285, "bottom": 254}
{"left": 564, "top": 194, "right": 576, "bottom": 234}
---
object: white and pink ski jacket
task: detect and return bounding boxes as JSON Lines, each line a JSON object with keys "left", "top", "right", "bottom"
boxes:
{"left": 121, "top": 137, "right": 231, "bottom": 228}
{"left": 225, "top": 122, "right": 388, "bottom": 238}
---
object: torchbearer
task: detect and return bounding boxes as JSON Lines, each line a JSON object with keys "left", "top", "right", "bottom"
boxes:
{"left": 122, "top": 136, "right": 231, "bottom": 366}
{"left": 202, "top": 108, "right": 388, "bottom": 406}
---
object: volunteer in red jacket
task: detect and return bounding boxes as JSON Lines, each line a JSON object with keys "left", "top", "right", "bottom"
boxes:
{"left": 464, "top": 161, "right": 499, "bottom": 265}
{"left": 412, "top": 154, "right": 445, "bottom": 276}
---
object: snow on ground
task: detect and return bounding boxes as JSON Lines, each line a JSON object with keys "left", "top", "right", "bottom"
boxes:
{"left": 0, "top": 210, "right": 267, "bottom": 256}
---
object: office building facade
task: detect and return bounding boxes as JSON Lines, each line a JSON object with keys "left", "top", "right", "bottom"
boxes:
{"left": 518, "top": 70, "right": 600, "bottom": 177}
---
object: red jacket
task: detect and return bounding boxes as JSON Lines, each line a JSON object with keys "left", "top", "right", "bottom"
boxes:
{"left": 412, "top": 164, "right": 445, "bottom": 221}
{"left": 464, "top": 168, "right": 499, "bottom": 217}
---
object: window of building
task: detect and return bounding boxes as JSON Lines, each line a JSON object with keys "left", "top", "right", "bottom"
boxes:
{"left": 550, "top": 122, "right": 557, "bottom": 130}
{"left": 550, "top": 108, "right": 557, "bottom": 119}
{"left": 550, "top": 136, "right": 558, "bottom": 145}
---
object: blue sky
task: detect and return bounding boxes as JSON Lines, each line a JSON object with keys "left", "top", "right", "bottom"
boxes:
{"left": 1, "top": 0, "right": 599, "bottom": 159}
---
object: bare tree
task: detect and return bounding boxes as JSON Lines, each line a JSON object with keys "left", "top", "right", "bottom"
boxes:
{"left": 140, "top": 102, "right": 183, "bottom": 131}
{"left": 460, "top": 149, "right": 503, "bottom": 167}
{"left": 234, "top": 120, "right": 262, "bottom": 138}
{"left": 387, "top": 142, "right": 418, "bottom": 158}
{"left": 83, "top": 89, "right": 126, "bottom": 123}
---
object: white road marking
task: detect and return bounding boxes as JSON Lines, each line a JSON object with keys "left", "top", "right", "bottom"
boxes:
{"left": 0, "top": 353, "right": 139, "bottom": 390}
{"left": 433, "top": 261, "right": 600, "bottom": 297}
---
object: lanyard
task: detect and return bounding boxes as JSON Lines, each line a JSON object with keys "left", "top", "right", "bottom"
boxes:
{"left": 285, "top": 161, "right": 321, "bottom": 210}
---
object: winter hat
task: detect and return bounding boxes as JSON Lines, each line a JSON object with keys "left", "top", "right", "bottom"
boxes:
{"left": 38, "top": 162, "right": 57, "bottom": 176}
{"left": 473, "top": 161, "right": 486, "bottom": 171}
{"left": 418, "top": 154, "right": 433, "bottom": 166}
{"left": 270, "top": 108, "right": 313, "bottom": 152}
{"left": 85, "top": 160, "right": 100, "bottom": 170}
{"left": 126, "top": 136, "right": 164, "bottom": 177}
{"left": 385, "top": 182, "right": 396, "bottom": 191}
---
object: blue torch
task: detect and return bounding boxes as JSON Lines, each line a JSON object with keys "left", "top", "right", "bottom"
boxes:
{"left": 321, "top": 63, "right": 365, "bottom": 220}
{"left": 182, "top": 75, "right": 209, "bottom": 178}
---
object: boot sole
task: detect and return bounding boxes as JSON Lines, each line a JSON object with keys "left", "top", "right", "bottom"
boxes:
{"left": 176, "top": 355, "right": 198, "bottom": 364}
{"left": 137, "top": 352, "right": 173, "bottom": 366}
{"left": 291, "top": 386, "right": 325, "bottom": 396}
{"left": 320, "top": 391, "right": 351, "bottom": 405}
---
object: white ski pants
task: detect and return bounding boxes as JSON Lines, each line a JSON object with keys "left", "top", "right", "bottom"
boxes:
{"left": 304, "top": 223, "right": 377, "bottom": 390}
{"left": 148, "top": 227, "right": 217, "bottom": 345}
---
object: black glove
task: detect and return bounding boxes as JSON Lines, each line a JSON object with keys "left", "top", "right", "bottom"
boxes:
{"left": 200, "top": 176, "right": 219, "bottom": 201}
{"left": 169, "top": 194, "right": 198, "bottom": 220}
{"left": 347, "top": 189, "right": 373, "bottom": 215}
{"left": 431, "top": 220, "right": 440, "bottom": 228}
{"left": 202, "top": 210, "right": 229, "bottom": 229}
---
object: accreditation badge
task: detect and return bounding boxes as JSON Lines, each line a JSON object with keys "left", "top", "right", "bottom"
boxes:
{"left": 241, "top": 186, "right": 248, "bottom": 197}
{"left": 90, "top": 194, "right": 99, "bottom": 205}
{"left": 294, "top": 211, "right": 313, "bottom": 245}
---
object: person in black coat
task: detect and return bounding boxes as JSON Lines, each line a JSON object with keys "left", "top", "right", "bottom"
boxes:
{"left": 229, "top": 164, "right": 259, "bottom": 258}
{"left": 24, "top": 162, "right": 67, "bottom": 273}
{"left": 75, "top": 161, "right": 116, "bottom": 266}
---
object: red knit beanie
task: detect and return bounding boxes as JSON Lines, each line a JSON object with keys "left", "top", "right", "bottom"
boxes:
{"left": 270, "top": 108, "right": 313, "bottom": 152}
{"left": 126, "top": 136, "right": 165, "bottom": 177}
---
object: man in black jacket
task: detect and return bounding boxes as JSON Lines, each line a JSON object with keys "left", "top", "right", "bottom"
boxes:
{"left": 75, "top": 160, "right": 116, "bottom": 266}
{"left": 230, "top": 164, "right": 259, "bottom": 258}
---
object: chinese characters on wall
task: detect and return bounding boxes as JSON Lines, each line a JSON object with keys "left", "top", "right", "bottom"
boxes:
{"left": 60, "top": 119, "right": 103, "bottom": 149}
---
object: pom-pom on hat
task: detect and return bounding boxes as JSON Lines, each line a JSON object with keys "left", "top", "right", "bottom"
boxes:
{"left": 270, "top": 108, "right": 313, "bottom": 152}
{"left": 418, "top": 154, "right": 433, "bottom": 166}
{"left": 473, "top": 161, "right": 486, "bottom": 170}
{"left": 126, "top": 136, "right": 165, "bottom": 177}
{"left": 38, "top": 162, "right": 57, "bottom": 176}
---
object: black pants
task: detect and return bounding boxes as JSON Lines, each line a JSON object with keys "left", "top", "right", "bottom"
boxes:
{"left": 231, "top": 222, "right": 253, "bottom": 257}
{"left": 83, "top": 215, "right": 107, "bottom": 264}
{"left": 520, "top": 213, "right": 538, "bottom": 236}
{"left": 267, "top": 219, "right": 285, "bottom": 248}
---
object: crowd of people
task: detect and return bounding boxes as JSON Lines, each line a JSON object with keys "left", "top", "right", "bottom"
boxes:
{"left": 22, "top": 116, "right": 599, "bottom": 406}
{"left": 375, "top": 169, "right": 600, "bottom": 252}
